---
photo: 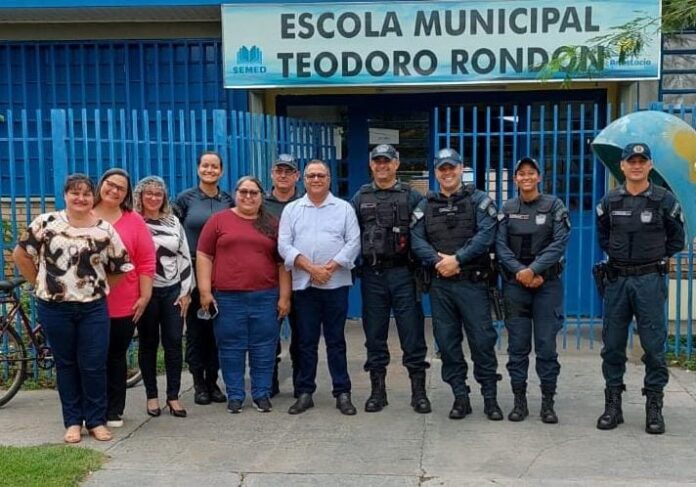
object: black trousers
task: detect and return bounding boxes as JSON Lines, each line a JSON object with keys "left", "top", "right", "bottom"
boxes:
{"left": 185, "top": 287, "right": 220, "bottom": 385}
{"left": 106, "top": 315, "right": 136, "bottom": 419}
{"left": 138, "top": 284, "right": 184, "bottom": 401}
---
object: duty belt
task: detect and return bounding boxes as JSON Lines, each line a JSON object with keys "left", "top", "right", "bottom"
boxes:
{"left": 607, "top": 260, "right": 666, "bottom": 278}
{"left": 436, "top": 268, "right": 488, "bottom": 282}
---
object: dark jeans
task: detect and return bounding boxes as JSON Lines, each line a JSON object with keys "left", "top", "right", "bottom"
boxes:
{"left": 185, "top": 287, "right": 220, "bottom": 385}
{"left": 294, "top": 286, "right": 351, "bottom": 397}
{"left": 37, "top": 298, "right": 109, "bottom": 429}
{"left": 504, "top": 278, "right": 563, "bottom": 391}
{"left": 213, "top": 289, "right": 279, "bottom": 401}
{"left": 138, "top": 284, "right": 184, "bottom": 401}
{"left": 107, "top": 315, "right": 136, "bottom": 419}
{"left": 430, "top": 278, "right": 499, "bottom": 398}
{"left": 360, "top": 266, "right": 428, "bottom": 373}
{"left": 601, "top": 273, "right": 669, "bottom": 392}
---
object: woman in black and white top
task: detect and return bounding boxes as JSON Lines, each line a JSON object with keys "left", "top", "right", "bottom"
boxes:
{"left": 134, "top": 176, "right": 194, "bottom": 418}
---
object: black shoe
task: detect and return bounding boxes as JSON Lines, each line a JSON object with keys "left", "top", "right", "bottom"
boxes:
{"left": 209, "top": 384, "right": 227, "bottom": 403}
{"left": 644, "top": 389, "right": 665, "bottom": 435}
{"left": 540, "top": 394, "right": 558, "bottom": 424}
{"left": 597, "top": 386, "right": 625, "bottom": 430}
{"left": 227, "top": 399, "right": 243, "bottom": 414}
{"left": 146, "top": 401, "right": 162, "bottom": 417}
{"left": 288, "top": 393, "right": 314, "bottom": 415}
{"left": 409, "top": 371, "right": 432, "bottom": 414}
{"left": 167, "top": 400, "right": 188, "bottom": 418}
{"left": 194, "top": 387, "right": 211, "bottom": 405}
{"left": 484, "top": 397, "right": 504, "bottom": 421}
{"left": 508, "top": 387, "right": 529, "bottom": 422}
{"left": 364, "top": 370, "right": 388, "bottom": 413}
{"left": 449, "top": 395, "right": 472, "bottom": 419}
{"left": 254, "top": 397, "right": 273, "bottom": 413}
{"left": 336, "top": 392, "right": 357, "bottom": 416}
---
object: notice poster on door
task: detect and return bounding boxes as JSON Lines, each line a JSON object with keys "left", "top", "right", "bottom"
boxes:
{"left": 222, "top": 0, "right": 660, "bottom": 88}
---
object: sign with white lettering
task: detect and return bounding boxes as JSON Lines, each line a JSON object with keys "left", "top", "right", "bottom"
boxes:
{"left": 222, "top": 0, "right": 660, "bottom": 88}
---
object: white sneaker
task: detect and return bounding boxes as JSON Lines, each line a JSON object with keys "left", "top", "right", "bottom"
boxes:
{"left": 106, "top": 418, "right": 124, "bottom": 428}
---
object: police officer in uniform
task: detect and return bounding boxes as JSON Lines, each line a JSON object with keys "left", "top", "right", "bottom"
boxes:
{"left": 595, "top": 142, "right": 684, "bottom": 434}
{"left": 264, "top": 154, "right": 301, "bottom": 397}
{"left": 496, "top": 157, "right": 570, "bottom": 424}
{"left": 411, "top": 148, "right": 503, "bottom": 420}
{"left": 351, "top": 144, "right": 431, "bottom": 414}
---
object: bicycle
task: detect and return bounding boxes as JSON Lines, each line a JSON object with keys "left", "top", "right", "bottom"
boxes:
{"left": 0, "top": 277, "right": 141, "bottom": 407}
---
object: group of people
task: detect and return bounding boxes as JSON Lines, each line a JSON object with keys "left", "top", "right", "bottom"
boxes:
{"left": 13, "top": 139, "right": 684, "bottom": 443}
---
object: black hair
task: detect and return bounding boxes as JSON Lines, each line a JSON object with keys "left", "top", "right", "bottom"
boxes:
{"left": 63, "top": 173, "right": 96, "bottom": 195}
{"left": 235, "top": 176, "right": 277, "bottom": 239}
{"left": 94, "top": 168, "right": 134, "bottom": 211}
{"left": 198, "top": 151, "right": 224, "bottom": 169}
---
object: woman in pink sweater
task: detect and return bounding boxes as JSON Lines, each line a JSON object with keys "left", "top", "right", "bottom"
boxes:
{"left": 94, "top": 168, "right": 156, "bottom": 428}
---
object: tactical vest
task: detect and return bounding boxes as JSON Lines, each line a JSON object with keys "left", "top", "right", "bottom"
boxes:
{"left": 503, "top": 194, "right": 556, "bottom": 265}
{"left": 358, "top": 183, "right": 411, "bottom": 264}
{"left": 424, "top": 185, "right": 489, "bottom": 268}
{"left": 607, "top": 186, "right": 667, "bottom": 264}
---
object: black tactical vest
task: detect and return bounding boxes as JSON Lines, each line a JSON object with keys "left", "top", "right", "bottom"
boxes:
{"left": 424, "top": 185, "right": 489, "bottom": 268}
{"left": 502, "top": 194, "right": 556, "bottom": 265}
{"left": 607, "top": 186, "right": 667, "bottom": 264}
{"left": 358, "top": 183, "right": 411, "bottom": 263}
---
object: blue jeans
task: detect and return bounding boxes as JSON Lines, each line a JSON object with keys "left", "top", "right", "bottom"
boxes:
{"left": 360, "top": 266, "right": 428, "bottom": 373}
{"left": 504, "top": 278, "right": 563, "bottom": 391}
{"left": 293, "top": 286, "right": 351, "bottom": 397}
{"left": 36, "top": 298, "right": 110, "bottom": 429}
{"left": 601, "top": 273, "right": 669, "bottom": 392}
{"left": 138, "top": 284, "right": 184, "bottom": 401}
{"left": 213, "top": 289, "right": 279, "bottom": 402}
{"left": 430, "top": 278, "right": 499, "bottom": 398}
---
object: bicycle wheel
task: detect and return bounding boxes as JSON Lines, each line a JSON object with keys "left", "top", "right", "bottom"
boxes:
{"left": 126, "top": 328, "right": 142, "bottom": 388}
{"left": 0, "top": 325, "right": 27, "bottom": 407}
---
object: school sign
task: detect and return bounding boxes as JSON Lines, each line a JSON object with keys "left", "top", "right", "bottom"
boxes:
{"left": 222, "top": 0, "right": 660, "bottom": 88}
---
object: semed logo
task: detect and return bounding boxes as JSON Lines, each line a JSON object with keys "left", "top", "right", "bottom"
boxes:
{"left": 232, "top": 45, "right": 267, "bottom": 74}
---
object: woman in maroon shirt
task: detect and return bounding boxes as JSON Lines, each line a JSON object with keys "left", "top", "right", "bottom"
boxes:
{"left": 196, "top": 176, "right": 291, "bottom": 413}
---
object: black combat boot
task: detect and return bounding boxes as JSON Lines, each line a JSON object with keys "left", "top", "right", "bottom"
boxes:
{"left": 540, "top": 385, "right": 558, "bottom": 424}
{"left": 449, "top": 386, "right": 472, "bottom": 420}
{"left": 596, "top": 385, "right": 625, "bottom": 430}
{"left": 643, "top": 389, "right": 665, "bottom": 435}
{"left": 364, "top": 370, "right": 388, "bottom": 413}
{"left": 206, "top": 373, "right": 227, "bottom": 403}
{"left": 192, "top": 370, "right": 211, "bottom": 405}
{"left": 484, "top": 396, "right": 504, "bottom": 421}
{"left": 507, "top": 384, "right": 528, "bottom": 422}
{"left": 409, "top": 371, "right": 432, "bottom": 414}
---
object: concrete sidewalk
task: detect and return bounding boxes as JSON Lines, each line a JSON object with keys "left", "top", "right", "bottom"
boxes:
{"left": 1, "top": 320, "right": 695, "bottom": 486}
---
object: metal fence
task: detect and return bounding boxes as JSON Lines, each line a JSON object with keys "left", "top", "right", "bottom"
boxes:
{"left": 433, "top": 102, "right": 695, "bottom": 357}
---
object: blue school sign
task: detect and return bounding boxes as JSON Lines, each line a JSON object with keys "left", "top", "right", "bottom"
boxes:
{"left": 222, "top": 0, "right": 661, "bottom": 88}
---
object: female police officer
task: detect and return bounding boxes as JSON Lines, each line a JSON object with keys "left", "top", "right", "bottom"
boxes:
{"left": 496, "top": 157, "right": 570, "bottom": 424}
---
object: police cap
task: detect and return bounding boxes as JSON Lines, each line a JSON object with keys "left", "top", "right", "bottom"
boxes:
{"left": 514, "top": 157, "right": 541, "bottom": 174}
{"left": 434, "top": 148, "right": 462, "bottom": 168}
{"left": 370, "top": 144, "right": 398, "bottom": 160}
{"left": 621, "top": 143, "right": 652, "bottom": 161}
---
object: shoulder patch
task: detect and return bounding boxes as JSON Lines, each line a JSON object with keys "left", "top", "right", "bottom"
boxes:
{"left": 410, "top": 207, "right": 425, "bottom": 228}
{"left": 497, "top": 213, "right": 506, "bottom": 222}
{"left": 595, "top": 203, "right": 604, "bottom": 217}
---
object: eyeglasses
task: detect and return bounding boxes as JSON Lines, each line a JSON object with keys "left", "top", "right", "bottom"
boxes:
{"left": 237, "top": 189, "right": 261, "bottom": 198}
{"left": 104, "top": 179, "right": 127, "bottom": 194}
{"left": 143, "top": 190, "right": 164, "bottom": 198}
{"left": 272, "top": 167, "right": 297, "bottom": 176}
{"left": 305, "top": 173, "right": 328, "bottom": 180}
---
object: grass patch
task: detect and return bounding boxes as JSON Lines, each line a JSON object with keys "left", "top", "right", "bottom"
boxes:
{"left": 0, "top": 445, "right": 106, "bottom": 487}
{"left": 666, "top": 334, "right": 696, "bottom": 371}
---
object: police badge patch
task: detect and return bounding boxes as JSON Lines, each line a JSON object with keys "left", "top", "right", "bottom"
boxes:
{"left": 535, "top": 214, "right": 547, "bottom": 225}
{"left": 640, "top": 211, "right": 653, "bottom": 223}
